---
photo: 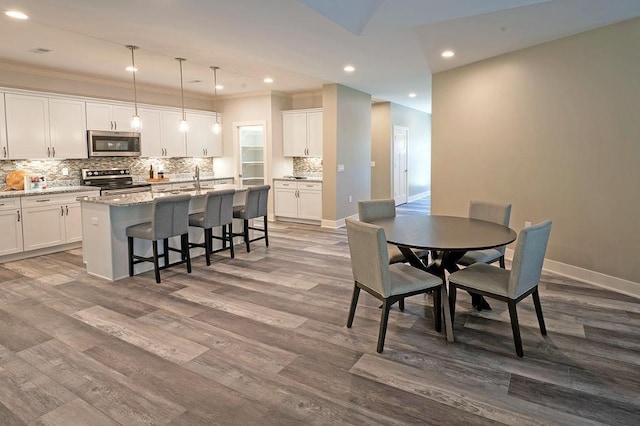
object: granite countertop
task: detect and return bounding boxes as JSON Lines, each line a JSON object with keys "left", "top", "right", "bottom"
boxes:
{"left": 0, "top": 186, "right": 101, "bottom": 199}
{"left": 274, "top": 176, "right": 323, "bottom": 182}
{"left": 140, "top": 175, "right": 234, "bottom": 186}
{"left": 81, "top": 184, "right": 245, "bottom": 207}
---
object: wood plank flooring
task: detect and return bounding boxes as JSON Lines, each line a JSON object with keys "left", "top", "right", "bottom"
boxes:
{"left": 0, "top": 199, "right": 638, "bottom": 425}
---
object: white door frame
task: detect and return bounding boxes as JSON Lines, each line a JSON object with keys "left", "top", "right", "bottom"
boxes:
{"left": 232, "top": 120, "right": 268, "bottom": 185}
{"left": 393, "top": 125, "right": 409, "bottom": 206}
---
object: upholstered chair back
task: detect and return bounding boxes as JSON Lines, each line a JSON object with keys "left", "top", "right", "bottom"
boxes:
{"left": 508, "top": 220, "right": 552, "bottom": 298}
{"left": 346, "top": 218, "right": 391, "bottom": 297}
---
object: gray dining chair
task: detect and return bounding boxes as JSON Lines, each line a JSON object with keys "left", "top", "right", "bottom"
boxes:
{"left": 188, "top": 188, "right": 236, "bottom": 265}
{"left": 448, "top": 220, "right": 552, "bottom": 357}
{"left": 126, "top": 194, "right": 192, "bottom": 283}
{"left": 458, "top": 200, "right": 512, "bottom": 268}
{"left": 358, "top": 199, "right": 430, "bottom": 264}
{"left": 232, "top": 185, "right": 270, "bottom": 253}
{"left": 345, "top": 218, "right": 444, "bottom": 353}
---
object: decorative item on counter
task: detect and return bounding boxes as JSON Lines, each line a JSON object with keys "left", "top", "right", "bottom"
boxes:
{"left": 4, "top": 170, "right": 26, "bottom": 190}
{"left": 25, "top": 175, "right": 47, "bottom": 191}
{"left": 158, "top": 164, "right": 165, "bottom": 179}
{"left": 149, "top": 164, "right": 154, "bottom": 179}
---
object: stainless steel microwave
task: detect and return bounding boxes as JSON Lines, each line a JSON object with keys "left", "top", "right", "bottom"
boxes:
{"left": 87, "top": 130, "right": 141, "bottom": 157}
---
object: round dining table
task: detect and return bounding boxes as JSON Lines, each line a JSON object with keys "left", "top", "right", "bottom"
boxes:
{"left": 369, "top": 215, "right": 517, "bottom": 340}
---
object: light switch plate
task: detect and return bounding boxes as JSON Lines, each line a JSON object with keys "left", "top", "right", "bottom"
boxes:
{"left": 337, "top": 164, "right": 345, "bottom": 172}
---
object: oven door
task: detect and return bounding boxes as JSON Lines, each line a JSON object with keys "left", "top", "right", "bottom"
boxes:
{"left": 88, "top": 130, "right": 141, "bottom": 157}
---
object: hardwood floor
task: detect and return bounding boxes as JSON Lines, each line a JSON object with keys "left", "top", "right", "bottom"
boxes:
{"left": 0, "top": 200, "right": 638, "bottom": 425}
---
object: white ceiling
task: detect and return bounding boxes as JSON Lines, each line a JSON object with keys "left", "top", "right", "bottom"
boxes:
{"left": 0, "top": 0, "right": 639, "bottom": 113}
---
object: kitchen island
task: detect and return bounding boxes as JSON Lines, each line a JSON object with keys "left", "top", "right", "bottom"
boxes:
{"left": 80, "top": 184, "right": 247, "bottom": 281}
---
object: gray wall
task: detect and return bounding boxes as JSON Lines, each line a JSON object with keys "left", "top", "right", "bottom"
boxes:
{"left": 322, "top": 84, "right": 372, "bottom": 222}
{"left": 432, "top": 18, "right": 640, "bottom": 284}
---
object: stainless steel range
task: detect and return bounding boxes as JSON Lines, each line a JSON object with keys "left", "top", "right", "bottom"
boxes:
{"left": 81, "top": 168, "right": 151, "bottom": 195}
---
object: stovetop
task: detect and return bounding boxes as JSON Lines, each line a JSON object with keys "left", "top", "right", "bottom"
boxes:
{"left": 81, "top": 168, "right": 150, "bottom": 190}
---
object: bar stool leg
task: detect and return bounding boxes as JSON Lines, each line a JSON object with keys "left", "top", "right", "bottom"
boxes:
{"left": 243, "top": 219, "right": 250, "bottom": 252}
{"left": 182, "top": 234, "right": 192, "bottom": 273}
{"left": 228, "top": 223, "right": 235, "bottom": 258}
{"left": 204, "top": 228, "right": 212, "bottom": 266}
{"left": 128, "top": 237, "right": 134, "bottom": 277}
{"left": 264, "top": 216, "right": 269, "bottom": 247}
{"left": 152, "top": 240, "right": 161, "bottom": 283}
{"left": 163, "top": 239, "right": 170, "bottom": 267}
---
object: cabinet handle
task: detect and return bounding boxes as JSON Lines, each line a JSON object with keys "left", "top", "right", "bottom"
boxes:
{"left": 2, "top": 147, "right": 6, "bottom": 158}
{"left": 36, "top": 199, "right": 51, "bottom": 203}
{"left": 114, "top": 121, "right": 117, "bottom": 130}
{"left": 52, "top": 147, "right": 56, "bottom": 157}
{"left": 47, "top": 147, "right": 51, "bottom": 157}
{"left": 66, "top": 205, "right": 69, "bottom": 215}
{"left": 17, "top": 210, "right": 20, "bottom": 222}
{"left": 61, "top": 206, "right": 64, "bottom": 216}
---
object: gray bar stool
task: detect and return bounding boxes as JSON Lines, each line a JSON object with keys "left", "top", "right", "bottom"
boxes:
{"left": 188, "top": 188, "right": 236, "bottom": 265}
{"left": 232, "top": 185, "right": 270, "bottom": 253}
{"left": 126, "top": 194, "right": 192, "bottom": 283}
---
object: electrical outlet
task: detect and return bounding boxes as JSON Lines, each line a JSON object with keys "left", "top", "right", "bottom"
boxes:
{"left": 524, "top": 221, "right": 532, "bottom": 228}
{"left": 337, "top": 164, "right": 345, "bottom": 172}
{"left": 62, "top": 168, "right": 69, "bottom": 176}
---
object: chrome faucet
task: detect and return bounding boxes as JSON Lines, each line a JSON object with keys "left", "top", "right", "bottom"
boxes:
{"left": 193, "top": 165, "right": 201, "bottom": 190}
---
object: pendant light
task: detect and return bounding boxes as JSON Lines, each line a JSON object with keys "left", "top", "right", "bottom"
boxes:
{"left": 127, "top": 45, "right": 141, "bottom": 131}
{"left": 211, "top": 66, "right": 221, "bottom": 135}
{"left": 176, "top": 57, "right": 189, "bottom": 133}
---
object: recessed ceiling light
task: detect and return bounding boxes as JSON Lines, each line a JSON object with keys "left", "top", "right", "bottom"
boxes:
{"left": 264, "top": 77, "right": 273, "bottom": 84}
{"left": 441, "top": 50, "right": 455, "bottom": 58}
{"left": 408, "top": 93, "right": 417, "bottom": 98}
{"left": 5, "top": 10, "right": 28, "bottom": 20}
{"left": 125, "top": 66, "right": 138, "bottom": 72}
{"left": 344, "top": 65, "right": 355, "bottom": 73}
{"left": 215, "top": 84, "right": 223, "bottom": 90}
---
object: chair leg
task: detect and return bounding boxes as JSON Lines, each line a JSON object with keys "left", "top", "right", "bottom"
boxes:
{"left": 228, "top": 223, "right": 235, "bottom": 258}
{"left": 377, "top": 299, "right": 392, "bottom": 353}
{"left": 398, "top": 298, "right": 404, "bottom": 311}
{"left": 433, "top": 288, "right": 442, "bottom": 332}
{"left": 264, "top": 216, "right": 269, "bottom": 247}
{"left": 499, "top": 255, "right": 506, "bottom": 269}
{"left": 449, "top": 284, "right": 457, "bottom": 324}
{"left": 532, "top": 288, "right": 547, "bottom": 335}
{"left": 152, "top": 240, "right": 161, "bottom": 283}
{"left": 243, "top": 219, "right": 250, "bottom": 253}
{"left": 507, "top": 300, "right": 523, "bottom": 357}
{"left": 346, "top": 284, "right": 360, "bottom": 328}
{"left": 182, "top": 234, "right": 192, "bottom": 273}
{"left": 204, "top": 228, "right": 212, "bottom": 266}
{"left": 221, "top": 225, "right": 227, "bottom": 249}
{"left": 128, "top": 237, "right": 134, "bottom": 277}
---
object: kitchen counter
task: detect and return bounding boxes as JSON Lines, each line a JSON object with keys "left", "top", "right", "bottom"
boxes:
{"left": 0, "top": 185, "right": 100, "bottom": 199}
{"left": 82, "top": 183, "right": 242, "bottom": 207}
{"left": 80, "top": 183, "right": 248, "bottom": 281}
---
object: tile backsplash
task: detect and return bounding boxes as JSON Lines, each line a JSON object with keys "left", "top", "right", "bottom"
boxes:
{"left": 293, "top": 157, "right": 323, "bottom": 177}
{"left": 0, "top": 158, "right": 214, "bottom": 188}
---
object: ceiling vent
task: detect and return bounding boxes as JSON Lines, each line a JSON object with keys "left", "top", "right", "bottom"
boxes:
{"left": 188, "top": 79, "right": 202, "bottom": 84}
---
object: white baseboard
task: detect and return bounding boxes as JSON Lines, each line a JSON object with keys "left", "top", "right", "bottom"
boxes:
{"left": 505, "top": 248, "right": 640, "bottom": 299}
{"left": 322, "top": 213, "right": 358, "bottom": 229}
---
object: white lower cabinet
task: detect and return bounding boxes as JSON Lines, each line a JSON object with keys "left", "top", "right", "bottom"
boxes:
{"left": 0, "top": 198, "right": 23, "bottom": 256}
{"left": 20, "top": 192, "right": 96, "bottom": 251}
{"left": 274, "top": 180, "right": 322, "bottom": 222}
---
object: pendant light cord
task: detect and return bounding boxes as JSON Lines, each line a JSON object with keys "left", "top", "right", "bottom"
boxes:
{"left": 177, "top": 58, "right": 186, "bottom": 121}
{"left": 128, "top": 45, "right": 139, "bottom": 116}
{"left": 211, "top": 66, "right": 219, "bottom": 123}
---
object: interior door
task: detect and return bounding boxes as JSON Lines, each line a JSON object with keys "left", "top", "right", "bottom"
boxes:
{"left": 393, "top": 126, "right": 408, "bottom": 206}
{"left": 234, "top": 122, "right": 265, "bottom": 186}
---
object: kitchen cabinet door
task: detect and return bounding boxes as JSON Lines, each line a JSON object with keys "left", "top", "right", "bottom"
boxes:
{"left": 139, "top": 108, "right": 163, "bottom": 157}
{"left": 5, "top": 93, "right": 50, "bottom": 159}
{"left": 186, "top": 113, "right": 214, "bottom": 157}
{"left": 22, "top": 204, "right": 66, "bottom": 251}
{"left": 275, "top": 187, "right": 299, "bottom": 218}
{"left": 0, "top": 93, "right": 8, "bottom": 160}
{"left": 283, "top": 112, "right": 307, "bottom": 157}
{"left": 64, "top": 201, "right": 84, "bottom": 243}
{"left": 86, "top": 102, "right": 113, "bottom": 131}
{"left": 161, "top": 110, "right": 187, "bottom": 157}
{"left": 0, "top": 199, "right": 23, "bottom": 256}
{"left": 112, "top": 105, "right": 136, "bottom": 131}
{"left": 298, "top": 186, "right": 323, "bottom": 220}
{"left": 49, "top": 98, "right": 88, "bottom": 159}
{"left": 307, "top": 111, "right": 323, "bottom": 157}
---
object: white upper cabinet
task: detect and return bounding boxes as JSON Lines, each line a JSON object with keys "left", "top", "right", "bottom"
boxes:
{"left": 138, "top": 107, "right": 163, "bottom": 157}
{"left": 0, "top": 93, "right": 7, "bottom": 160}
{"left": 187, "top": 112, "right": 222, "bottom": 157}
{"left": 160, "top": 110, "right": 187, "bottom": 157}
{"left": 86, "top": 102, "right": 136, "bottom": 131}
{"left": 282, "top": 108, "right": 322, "bottom": 157}
{"left": 5, "top": 94, "right": 87, "bottom": 160}
{"left": 5, "top": 93, "right": 50, "bottom": 159}
{"left": 49, "top": 98, "right": 88, "bottom": 159}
